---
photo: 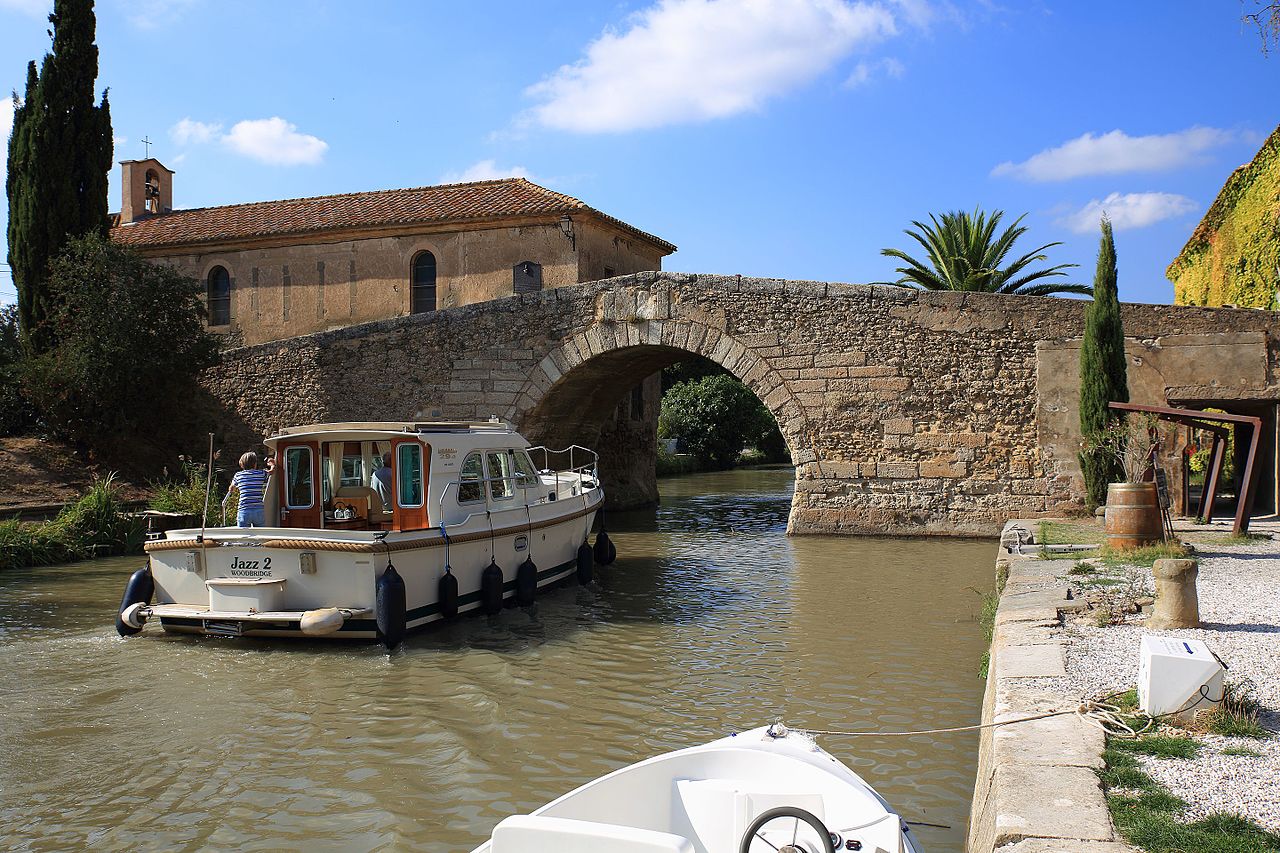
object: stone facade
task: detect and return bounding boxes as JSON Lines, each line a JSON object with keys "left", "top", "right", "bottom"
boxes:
{"left": 201, "top": 272, "right": 1280, "bottom": 536}
{"left": 148, "top": 221, "right": 663, "bottom": 347}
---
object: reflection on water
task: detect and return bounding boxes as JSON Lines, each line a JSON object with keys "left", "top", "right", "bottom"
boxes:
{"left": 0, "top": 467, "right": 994, "bottom": 851}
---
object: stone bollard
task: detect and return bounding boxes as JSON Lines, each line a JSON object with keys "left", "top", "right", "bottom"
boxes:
{"left": 1148, "top": 558, "right": 1200, "bottom": 630}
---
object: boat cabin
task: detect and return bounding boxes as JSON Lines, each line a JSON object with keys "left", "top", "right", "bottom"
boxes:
{"left": 261, "top": 420, "right": 551, "bottom": 533}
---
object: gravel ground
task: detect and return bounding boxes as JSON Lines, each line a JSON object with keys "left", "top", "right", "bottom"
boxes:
{"left": 1024, "top": 529, "right": 1280, "bottom": 832}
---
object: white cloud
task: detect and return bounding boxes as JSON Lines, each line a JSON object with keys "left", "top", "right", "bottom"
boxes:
{"left": 843, "top": 56, "right": 904, "bottom": 87}
{"left": 0, "top": 0, "right": 48, "bottom": 17}
{"left": 441, "top": 160, "right": 533, "bottom": 183}
{"left": 1, "top": 99, "right": 14, "bottom": 143}
{"left": 993, "top": 127, "right": 1238, "bottom": 182}
{"left": 170, "top": 117, "right": 222, "bottom": 145}
{"left": 523, "top": 0, "right": 898, "bottom": 133}
{"left": 1058, "top": 192, "right": 1197, "bottom": 234}
{"left": 222, "top": 117, "right": 327, "bottom": 166}
{"left": 119, "top": 0, "right": 200, "bottom": 29}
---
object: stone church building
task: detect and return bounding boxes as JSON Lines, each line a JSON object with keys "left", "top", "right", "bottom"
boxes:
{"left": 109, "top": 158, "right": 676, "bottom": 346}
{"left": 108, "top": 158, "right": 676, "bottom": 507}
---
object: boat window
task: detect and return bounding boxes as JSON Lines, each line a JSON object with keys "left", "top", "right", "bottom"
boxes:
{"left": 513, "top": 450, "right": 539, "bottom": 487}
{"left": 285, "top": 446, "right": 313, "bottom": 508}
{"left": 458, "top": 452, "right": 484, "bottom": 504}
{"left": 397, "top": 443, "right": 424, "bottom": 508}
{"left": 341, "top": 441, "right": 364, "bottom": 487}
{"left": 487, "top": 452, "right": 515, "bottom": 501}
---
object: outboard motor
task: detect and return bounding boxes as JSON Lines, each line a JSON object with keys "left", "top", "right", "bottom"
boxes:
{"left": 375, "top": 564, "right": 407, "bottom": 650}
{"left": 516, "top": 557, "right": 537, "bottom": 606}
{"left": 576, "top": 540, "right": 594, "bottom": 585}
{"left": 481, "top": 561, "right": 504, "bottom": 615}
{"left": 115, "top": 564, "right": 154, "bottom": 636}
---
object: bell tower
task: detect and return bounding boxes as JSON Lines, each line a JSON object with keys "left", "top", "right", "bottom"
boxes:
{"left": 119, "top": 158, "right": 174, "bottom": 224}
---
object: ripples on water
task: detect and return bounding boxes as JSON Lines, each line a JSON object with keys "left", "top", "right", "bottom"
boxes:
{"left": 0, "top": 467, "right": 995, "bottom": 852}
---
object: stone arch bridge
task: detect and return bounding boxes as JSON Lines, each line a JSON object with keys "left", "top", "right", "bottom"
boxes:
{"left": 205, "top": 272, "right": 1278, "bottom": 536}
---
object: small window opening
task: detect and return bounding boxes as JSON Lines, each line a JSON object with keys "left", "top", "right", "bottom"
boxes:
{"left": 207, "top": 266, "right": 231, "bottom": 326}
{"left": 397, "top": 443, "right": 424, "bottom": 507}
{"left": 459, "top": 452, "right": 484, "bottom": 503}
{"left": 285, "top": 446, "right": 314, "bottom": 508}
{"left": 487, "top": 451, "right": 515, "bottom": 501}
{"left": 411, "top": 251, "right": 437, "bottom": 314}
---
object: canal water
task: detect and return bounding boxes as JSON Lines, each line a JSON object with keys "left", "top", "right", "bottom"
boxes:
{"left": 0, "top": 467, "right": 994, "bottom": 852}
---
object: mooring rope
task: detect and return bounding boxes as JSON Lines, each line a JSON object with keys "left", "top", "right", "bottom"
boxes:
{"left": 801, "top": 695, "right": 1156, "bottom": 741}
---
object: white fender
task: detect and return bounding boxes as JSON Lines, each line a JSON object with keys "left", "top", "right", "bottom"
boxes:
{"left": 121, "top": 602, "right": 149, "bottom": 630}
{"left": 300, "top": 607, "right": 345, "bottom": 636}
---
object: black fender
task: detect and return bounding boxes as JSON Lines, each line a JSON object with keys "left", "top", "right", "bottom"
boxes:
{"left": 481, "top": 562, "right": 504, "bottom": 615}
{"left": 115, "top": 564, "right": 154, "bottom": 637}
{"left": 438, "top": 569, "right": 459, "bottom": 619}
{"left": 375, "top": 564, "right": 407, "bottom": 650}
{"left": 576, "top": 541, "right": 594, "bottom": 585}
{"left": 516, "top": 557, "right": 537, "bottom": 607}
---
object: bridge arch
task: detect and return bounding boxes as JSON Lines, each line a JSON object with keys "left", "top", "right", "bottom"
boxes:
{"left": 509, "top": 318, "right": 819, "bottom": 510}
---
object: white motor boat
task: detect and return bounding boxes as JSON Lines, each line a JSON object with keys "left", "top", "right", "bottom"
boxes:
{"left": 116, "top": 420, "right": 608, "bottom": 647}
{"left": 471, "top": 724, "right": 921, "bottom": 853}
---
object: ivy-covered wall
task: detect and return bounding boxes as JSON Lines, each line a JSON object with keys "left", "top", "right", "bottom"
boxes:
{"left": 1168, "top": 124, "right": 1280, "bottom": 308}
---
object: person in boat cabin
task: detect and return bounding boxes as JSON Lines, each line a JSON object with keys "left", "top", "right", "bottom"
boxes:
{"left": 224, "top": 451, "right": 275, "bottom": 527}
{"left": 371, "top": 452, "right": 393, "bottom": 507}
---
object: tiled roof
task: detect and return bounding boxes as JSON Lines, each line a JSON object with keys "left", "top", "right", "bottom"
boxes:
{"left": 109, "top": 177, "right": 676, "bottom": 253}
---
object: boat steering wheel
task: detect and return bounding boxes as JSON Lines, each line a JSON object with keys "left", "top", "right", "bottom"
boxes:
{"left": 739, "top": 807, "right": 836, "bottom": 853}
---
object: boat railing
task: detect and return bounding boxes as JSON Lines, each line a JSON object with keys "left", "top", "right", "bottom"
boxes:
{"left": 526, "top": 444, "right": 600, "bottom": 497}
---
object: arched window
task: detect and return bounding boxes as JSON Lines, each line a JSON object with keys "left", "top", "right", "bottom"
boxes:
{"left": 207, "top": 266, "right": 231, "bottom": 326}
{"left": 411, "top": 251, "right": 437, "bottom": 314}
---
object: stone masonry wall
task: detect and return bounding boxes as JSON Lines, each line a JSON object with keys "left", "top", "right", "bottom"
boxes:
{"left": 201, "top": 272, "right": 1280, "bottom": 536}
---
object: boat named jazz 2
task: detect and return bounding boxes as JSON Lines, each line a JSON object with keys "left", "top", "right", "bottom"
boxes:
{"left": 115, "top": 420, "right": 609, "bottom": 647}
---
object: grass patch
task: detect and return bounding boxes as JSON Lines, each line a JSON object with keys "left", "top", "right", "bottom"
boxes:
{"left": 977, "top": 585, "right": 999, "bottom": 679}
{"left": 1068, "top": 560, "right": 1098, "bottom": 575}
{"left": 1102, "top": 734, "right": 1280, "bottom": 852}
{"left": 1109, "top": 735, "right": 1200, "bottom": 759}
{"left": 1097, "top": 541, "right": 1191, "bottom": 570}
{"left": 1222, "top": 746, "right": 1263, "bottom": 757}
{"left": 1186, "top": 532, "right": 1271, "bottom": 546}
{"left": 1038, "top": 519, "right": 1104, "bottom": 546}
{"left": 1199, "top": 682, "right": 1272, "bottom": 739}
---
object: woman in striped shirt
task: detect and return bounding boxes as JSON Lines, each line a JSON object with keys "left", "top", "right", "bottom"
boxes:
{"left": 225, "top": 451, "right": 275, "bottom": 527}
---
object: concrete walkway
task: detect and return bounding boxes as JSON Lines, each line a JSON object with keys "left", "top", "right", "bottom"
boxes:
{"left": 967, "top": 523, "right": 1136, "bottom": 852}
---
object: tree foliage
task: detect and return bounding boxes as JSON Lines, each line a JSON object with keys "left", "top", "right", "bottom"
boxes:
{"left": 20, "top": 234, "right": 220, "bottom": 446}
{"left": 1078, "top": 217, "right": 1129, "bottom": 509}
{"left": 1243, "top": 1, "right": 1280, "bottom": 53}
{"left": 881, "top": 208, "right": 1089, "bottom": 297}
{"left": 0, "top": 305, "right": 37, "bottom": 435}
{"left": 6, "top": 0, "right": 113, "bottom": 353}
{"left": 658, "top": 374, "right": 782, "bottom": 469}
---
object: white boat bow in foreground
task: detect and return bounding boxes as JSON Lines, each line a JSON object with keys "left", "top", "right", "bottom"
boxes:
{"left": 472, "top": 723, "right": 921, "bottom": 853}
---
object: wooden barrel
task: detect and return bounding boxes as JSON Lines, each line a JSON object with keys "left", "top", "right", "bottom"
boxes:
{"left": 1104, "top": 482, "right": 1163, "bottom": 550}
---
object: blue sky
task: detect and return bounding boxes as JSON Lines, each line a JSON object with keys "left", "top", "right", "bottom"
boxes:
{"left": 1, "top": 0, "right": 1277, "bottom": 307}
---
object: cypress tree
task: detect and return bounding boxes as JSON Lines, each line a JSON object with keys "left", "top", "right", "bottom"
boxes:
{"left": 1078, "top": 217, "right": 1129, "bottom": 510}
{"left": 6, "top": 0, "right": 113, "bottom": 354}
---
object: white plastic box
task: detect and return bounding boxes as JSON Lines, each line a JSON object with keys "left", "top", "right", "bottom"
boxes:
{"left": 1137, "top": 635, "right": 1224, "bottom": 721}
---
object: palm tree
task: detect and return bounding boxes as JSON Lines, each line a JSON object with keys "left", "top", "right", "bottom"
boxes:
{"left": 881, "top": 208, "right": 1090, "bottom": 296}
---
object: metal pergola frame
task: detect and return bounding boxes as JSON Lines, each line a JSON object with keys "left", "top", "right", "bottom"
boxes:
{"left": 1108, "top": 402, "right": 1262, "bottom": 536}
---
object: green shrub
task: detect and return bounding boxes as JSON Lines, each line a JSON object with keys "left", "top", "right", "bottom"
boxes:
{"left": 149, "top": 456, "right": 224, "bottom": 526}
{"left": 20, "top": 234, "right": 219, "bottom": 447}
{"left": 658, "top": 374, "right": 778, "bottom": 469}
{"left": 0, "top": 475, "right": 143, "bottom": 571}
